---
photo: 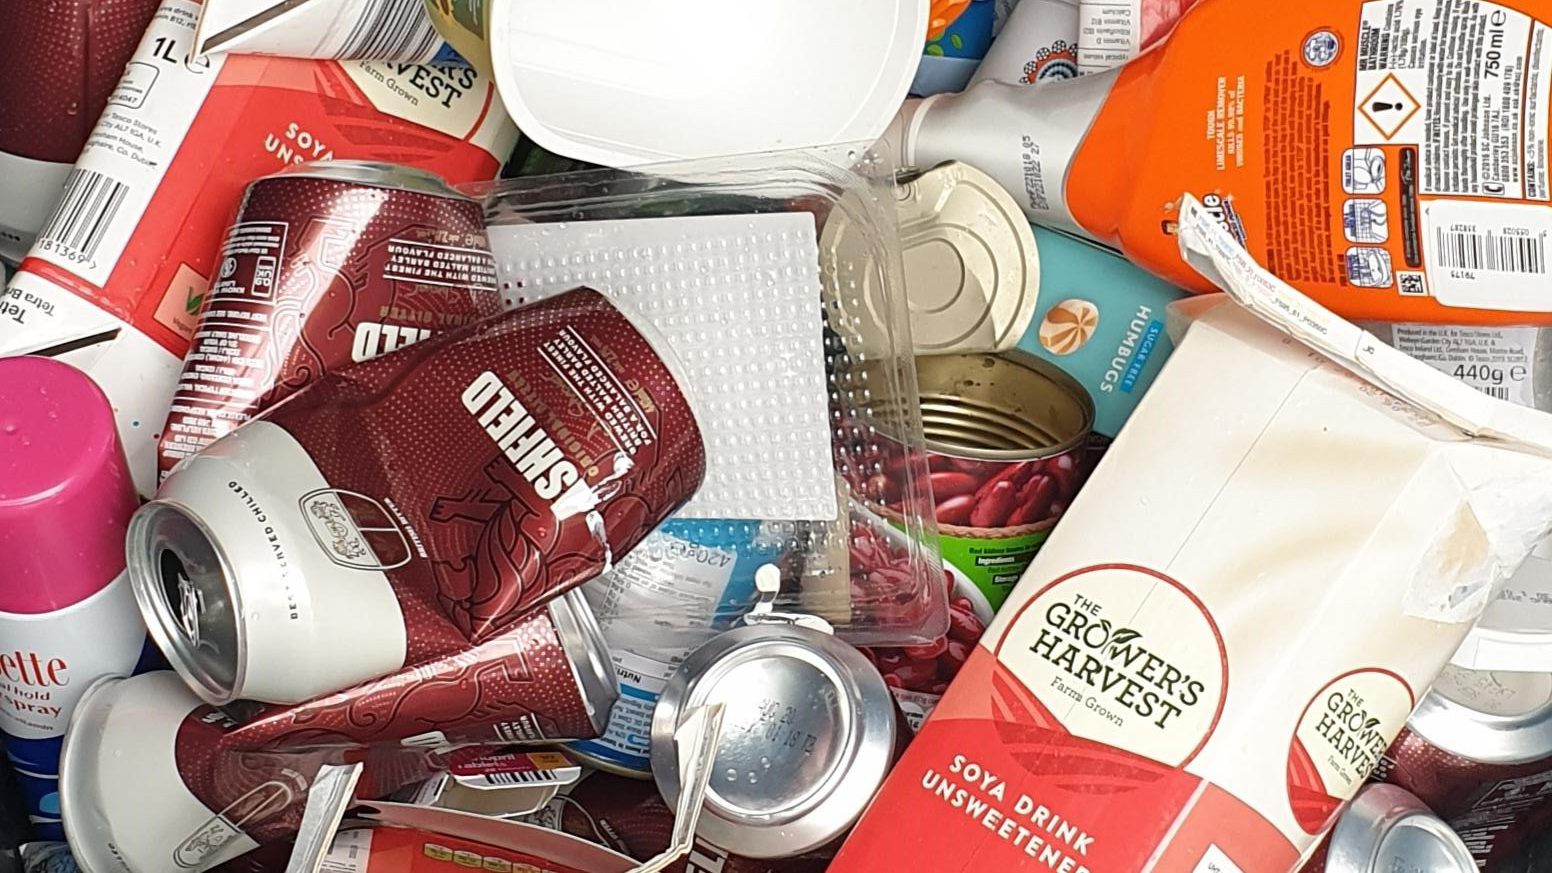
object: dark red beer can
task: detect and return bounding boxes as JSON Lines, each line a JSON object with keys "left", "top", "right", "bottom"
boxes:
{"left": 158, "top": 160, "right": 504, "bottom": 479}
{"left": 129, "top": 288, "right": 706, "bottom": 706}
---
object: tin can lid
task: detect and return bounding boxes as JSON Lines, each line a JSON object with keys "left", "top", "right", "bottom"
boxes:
{"left": 1407, "top": 664, "right": 1552, "bottom": 764}
{"left": 267, "top": 160, "right": 470, "bottom": 200}
{"left": 650, "top": 623, "right": 896, "bottom": 858}
{"left": 0, "top": 357, "right": 138, "bottom": 612}
{"left": 822, "top": 160, "right": 1040, "bottom": 358}
{"left": 126, "top": 501, "right": 245, "bottom": 705}
{"left": 1322, "top": 784, "right": 1474, "bottom": 873}
{"left": 547, "top": 590, "right": 621, "bottom": 737}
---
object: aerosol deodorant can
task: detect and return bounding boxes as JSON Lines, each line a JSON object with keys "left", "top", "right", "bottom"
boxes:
{"left": 0, "top": 357, "right": 147, "bottom": 839}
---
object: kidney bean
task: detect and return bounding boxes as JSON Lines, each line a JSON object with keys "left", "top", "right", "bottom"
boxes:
{"left": 969, "top": 479, "right": 1017, "bottom": 528}
{"left": 935, "top": 494, "right": 975, "bottom": 526}
{"left": 972, "top": 463, "right": 1022, "bottom": 502}
{"left": 891, "top": 658, "right": 940, "bottom": 691}
{"left": 865, "top": 473, "right": 902, "bottom": 505}
{"left": 944, "top": 640, "right": 974, "bottom": 669}
{"left": 1007, "top": 474, "right": 1057, "bottom": 526}
{"left": 1045, "top": 451, "right": 1080, "bottom": 497}
{"left": 930, "top": 471, "right": 980, "bottom": 501}
{"left": 883, "top": 673, "right": 903, "bottom": 689}
{"left": 946, "top": 457, "right": 997, "bottom": 477}
{"left": 929, "top": 681, "right": 950, "bottom": 695}
{"left": 947, "top": 606, "right": 984, "bottom": 643}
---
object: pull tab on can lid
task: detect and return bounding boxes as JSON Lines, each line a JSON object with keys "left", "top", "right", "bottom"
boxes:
{"left": 650, "top": 597, "right": 896, "bottom": 859}
{"left": 1323, "top": 784, "right": 1475, "bottom": 873}
{"left": 1407, "top": 664, "right": 1552, "bottom": 765}
{"left": 0, "top": 356, "right": 139, "bottom": 612}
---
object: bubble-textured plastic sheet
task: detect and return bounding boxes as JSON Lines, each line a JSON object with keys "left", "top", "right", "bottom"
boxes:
{"left": 470, "top": 147, "right": 947, "bottom": 645}
{"left": 488, "top": 213, "right": 835, "bottom": 521}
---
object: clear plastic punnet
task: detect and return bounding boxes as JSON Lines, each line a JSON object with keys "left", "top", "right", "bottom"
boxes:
{"left": 468, "top": 146, "right": 949, "bottom": 648}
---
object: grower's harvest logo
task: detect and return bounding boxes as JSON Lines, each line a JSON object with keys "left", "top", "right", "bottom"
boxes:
{"left": 997, "top": 564, "right": 1228, "bottom": 767}
{"left": 1286, "top": 669, "right": 1413, "bottom": 833}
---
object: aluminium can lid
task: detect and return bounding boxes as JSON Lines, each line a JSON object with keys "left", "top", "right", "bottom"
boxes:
{"left": 126, "top": 500, "right": 246, "bottom": 706}
{"left": 1408, "top": 664, "right": 1552, "bottom": 765}
{"left": 1322, "top": 783, "right": 1474, "bottom": 873}
{"left": 649, "top": 622, "right": 895, "bottom": 858}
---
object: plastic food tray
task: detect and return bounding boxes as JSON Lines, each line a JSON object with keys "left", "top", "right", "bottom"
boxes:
{"left": 469, "top": 146, "right": 948, "bottom": 646}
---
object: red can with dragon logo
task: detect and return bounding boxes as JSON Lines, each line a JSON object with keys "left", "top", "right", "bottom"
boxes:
{"left": 126, "top": 287, "right": 706, "bottom": 706}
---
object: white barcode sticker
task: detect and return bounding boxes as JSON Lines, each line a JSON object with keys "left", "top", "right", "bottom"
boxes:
{"left": 1424, "top": 199, "right": 1552, "bottom": 311}
{"left": 1390, "top": 324, "right": 1540, "bottom": 408}
{"left": 37, "top": 169, "right": 130, "bottom": 263}
{"left": 333, "top": 0, "right": 443, "bottom": 60}
{"left": 30, "top": 0, "right": 223, "bottom": 285}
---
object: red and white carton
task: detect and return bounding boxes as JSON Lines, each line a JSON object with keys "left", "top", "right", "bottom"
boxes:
{"left": 0, "top": 0, "right": 515, "bottom": 496}
{"left": 830, "top": 200, "right": 1552, "bottom": 872}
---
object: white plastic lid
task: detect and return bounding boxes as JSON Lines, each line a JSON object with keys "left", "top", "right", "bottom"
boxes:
{"left": 485, "top": 0, "right": 928, "bottom": 167}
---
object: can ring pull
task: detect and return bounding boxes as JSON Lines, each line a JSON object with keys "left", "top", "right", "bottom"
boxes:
{"left": 742, "top": 564, "right": 835, "bottom": 635}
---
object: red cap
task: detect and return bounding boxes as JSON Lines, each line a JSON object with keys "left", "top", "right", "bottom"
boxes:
{"left": 0, "top": 357, "right": 139, "bottom": 613}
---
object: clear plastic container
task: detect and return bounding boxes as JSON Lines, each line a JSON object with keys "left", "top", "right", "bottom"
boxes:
{"left": 467, "top": 146, "right": 948, "bottom": 646}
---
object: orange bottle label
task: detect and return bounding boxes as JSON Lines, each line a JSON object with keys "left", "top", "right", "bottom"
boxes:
{"left": 1068, "top": 0, "right": 1552, "bottom": 323}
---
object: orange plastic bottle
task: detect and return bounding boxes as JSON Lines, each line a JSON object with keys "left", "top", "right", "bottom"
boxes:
{"left": 900, "top": 0, "right": 1552, "bottom": 324}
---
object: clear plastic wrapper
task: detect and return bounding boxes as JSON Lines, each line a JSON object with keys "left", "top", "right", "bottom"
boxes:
{"left": 470, "top": 146, "right": 948, "bottom": 646}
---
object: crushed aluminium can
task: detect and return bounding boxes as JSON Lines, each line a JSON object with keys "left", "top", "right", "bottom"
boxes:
{"left": 158, "top": 160, "right": 503, "bottom": 479}
{"left": 216, "top": 590, "right": 616, "bottom": 752}
{"left": 129, "top": 288, "right": 705, "bottom": 706}
{"left": 58, "top": 672, "right": 466, "bottom": 873}
{"left": 1298, "top": 783, "right": 1473, "bottom": 873}
{"left": 1374, "top": 664, "right": 1552, "bottom": 867}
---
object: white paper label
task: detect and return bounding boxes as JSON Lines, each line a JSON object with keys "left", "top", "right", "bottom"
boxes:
{"left": 1193, "top": 845, "right": 1245, "bottom": 873}
{"left": 1390, "top": 324, "right": 1539, "bottom": 406}
{"left": 1423, "top": 200, "right": 1552, "bottom": 310}
{"left": 0, "top": 573, "right": 145, "bottom": 741}
{"left": 319, "top": 827, "right": 372, "bottom": 873}
{"left": 1077, "top": 0, "right": 1141, "bottom": 73}
{"left": 584, "top": 533, "right": 738, "bottom": 639}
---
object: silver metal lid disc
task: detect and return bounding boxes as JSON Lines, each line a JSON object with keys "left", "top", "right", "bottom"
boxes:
{"left": 650, "top": 623, "right": 896, "bottom": 858}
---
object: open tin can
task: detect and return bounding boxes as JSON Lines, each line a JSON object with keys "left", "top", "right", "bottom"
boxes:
{"left": 865, "top": 350, "right": 1094, "bottom": 609}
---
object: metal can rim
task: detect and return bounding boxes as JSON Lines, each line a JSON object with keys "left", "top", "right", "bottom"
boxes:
{"left": 547, "top": 590, "right": 621, "bottom": 738}
{"left": 126, "top": 499, "right": 248, "bottom": 706}
{"left": 1407, "top": 680, "right": 1552, "bottom": 765}
{"left": 1324, "top": 783, "right": 1474, "bottom": 873}
{"left": 57, "top": 674, "right": 127, "bottom": 873}
{"left": 877, "top": 349, "right": 1094, "bottom": 462}
{"left": 267, "top": 160, "right": 470, "bottom": 200}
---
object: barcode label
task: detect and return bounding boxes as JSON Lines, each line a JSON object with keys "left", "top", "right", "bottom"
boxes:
{"left": 37, "top": 169, "right": 129, "bottom": 262}
{"left": 336, "top": 0, "right": 442, "bottom": 60}
{"left": 1481, "top": 385, "right": 1510, "bottom": 400}
{"left": 465, "top": 770, "right": 553, "bottom": 786}
{"left": 1434, "top": 228, "right": 1547, "bottom": 275}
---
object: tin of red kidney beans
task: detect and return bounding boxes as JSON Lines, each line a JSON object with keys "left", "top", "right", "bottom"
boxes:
{"left": 1371, "top": 664, "right": 1552, "bottom": 868}
{"left": 218, "top": 589, "right": 615, "bottom": 751}
{"left": 861, "top": 350, "right": 1093, "bottom": 611}
{"left": 523, "top": 769, "right": 833, "bottom": 873}
{"left": 127, "top": 287, "right": 706, "bottom": 706}
{"left": 651, "top": 617, "right": 902, "bottom": 859}
{"left": 0, "top": 0, "right": 161, "bottom": 259}
{"left": 59, "top": 672, "right": 469, "bottom": 873}
{"left": 157, "top": 160, "right": 503, "bottom": 480}
{"left": 1297, "top": 783, "right": 1474, "bottom": 873}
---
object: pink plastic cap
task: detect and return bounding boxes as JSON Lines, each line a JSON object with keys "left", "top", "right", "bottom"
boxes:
{"left": 0, "top": 357, "right": 139, "bottom": 613}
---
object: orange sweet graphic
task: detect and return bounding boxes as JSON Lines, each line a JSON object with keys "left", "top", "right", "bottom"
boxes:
{"left": 1038, "top": 299, "right": 1100, "bottom": 355}
{"left": 928, "top": 0, "right": 972, "bottom": 40}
